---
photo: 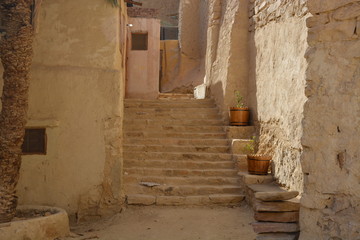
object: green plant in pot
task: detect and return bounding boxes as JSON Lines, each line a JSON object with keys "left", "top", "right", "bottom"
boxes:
{"left": 229, "top": 91, "right": 250, "bottom": 126}
{"left": 244, "top": 136, "right": 272, "bottom": 175}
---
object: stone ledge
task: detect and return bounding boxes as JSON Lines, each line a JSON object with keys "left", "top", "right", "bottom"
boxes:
{"left": 251, "top": 222, "right": 300, "bottom": 233}
{"left": 0, "top": 205, "right": 70, "bottom": 240}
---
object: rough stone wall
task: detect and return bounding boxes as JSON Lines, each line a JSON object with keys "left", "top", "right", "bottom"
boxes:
{"left": 0, "top": 0, "right": 127, "bottom": 221}
{"left": 137, "top": 0, "right": 179, "bottom": 26}
{"left": 205, "top": 0, "right": 249, "bottom": 120}
{"left": 300, "top": 0, "right": 360, "bottom": 239}
{"left": 127, "top": 8, "right": 159, "bottom": 18}
{"left": 248, "top": 0, "right": 308, "bottom": 192}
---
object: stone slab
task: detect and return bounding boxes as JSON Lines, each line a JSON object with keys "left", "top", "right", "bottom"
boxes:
{"left": 251, "top": 222, "right": 300, "bottom": 233}
{"left": 254, "top": 211, "right": 299, "bottom": 223}
{"left": 256, "top": 233, "right": 299, "bottom": 240}
{"left": 231, "top": 139, "right": 253, "bottom": 154}
{"left": 238, "top": 172, "right": 274, "bottom": 185}
{"left": 209, "top": 194, "right": 245, "bottom": 204}
{"left": 255, "top": 191, "right": 299, "bottom": 201}
{"left": 254, "top": 198, "right": 300, "bottom": 212}
{"left": 127, "top": 194, "right": 156, "bottom": 205}
{"left": 225, "top": 126, "right": 255, "bottom": 139}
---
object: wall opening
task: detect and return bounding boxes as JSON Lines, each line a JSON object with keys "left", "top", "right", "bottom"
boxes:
{"left": 22, "top": 128, "right": 47, "bottom": 155}
{"left": 131, "top": 32, "right": 148, "bottom": 50}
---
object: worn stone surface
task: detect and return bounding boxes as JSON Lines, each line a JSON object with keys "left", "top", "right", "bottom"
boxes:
{"left": 256, "top": 233, "right": 299, "bottom": 240}
{"left": 254, "top": 199, "right": 300, "bottom": 212}
{"left": 248, "top": 0, "right": 309, "bottom": 193}
{"left": 205, "top": 0, "right": 250, "bottom": 121}
{"left": 252, "top": 222, "right": 300, "bottom": 234}
{"left": 255, "top": 191, "right": 299, "bottom": 202}
{"left": 254, "top": 211, "right": 299, "bottom": 223}
{"left": 300, "top": 1, "right": 360, "bottom": 239}
{"left": 127, "top": 194, "right": 156, "bottom": 206}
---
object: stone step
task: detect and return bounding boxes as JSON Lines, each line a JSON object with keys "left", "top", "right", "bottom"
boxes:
{"left": 238, "top": 172, "right": 274, "bottom": 185}
{"left": 124, "top": 100, "right": 215, "bottom": 108}
{"left": 124, "top": 175, "right": 240, "bottom": 186}
{"left": 158, "top": 93, "right": 194, "bottom": 99}
{"left": 254, "top": 212, "right": 299, "bottom": 223}
{"left": 124, "top": 124, "right": 225, "bottom": 133}
{"left": 231, "top": 139, "right": 253, "bottom": 154}
{"left": 225, "top": 126, "right": 256, "bottom": 139}
{"left": 124, "top": 184, "right": 242, "bottom": 196}
{"left": 123, "top": 151, "right": 233, "bottom": 161}
{"left": 256, "top": 233, "right": 299, "bottom": 240}
{"left": 124, "top": 138, "right": 230, "bottom": 146}
{"left": 251, "top": 222, "right": 300, "bottom": 234}
{"left": 246, "top": 183, "right": 298, "bottom": 205}
{"left": 124, "top": 131, "right": 227, "bottom": 139}
{"left": 126, "top": 194, "right": 245, "bottom": 206}
{"left": 124, "top": 167, "right": 238, "bottom": 177}
{"left": 253, "top": 199, "right": 300, "bottom": 212}
{"left": 123, "top": 145, "right": 230, "bottom": 154}
{"left": 124, "top": 119, "right": 225, "bottom": 127}
{"left": 124, "top": 159, "right": 235, "bottom": 169}
{"left": 124, "top": 107, "right": 220, "bottom": 115}
{"left": 124, "top": 111, "right": 221, "bottom": 120}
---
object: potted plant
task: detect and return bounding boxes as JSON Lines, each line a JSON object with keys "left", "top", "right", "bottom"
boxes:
{"left": 229, "top": 91, "right": 250, "bottom": 126}
{"left": 244, "top": 136, "right": 272, "bottom": 175}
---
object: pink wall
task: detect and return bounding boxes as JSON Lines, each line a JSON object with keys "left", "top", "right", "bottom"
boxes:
{"left": 126, "top": 17, "right": 160, "bottom": 99}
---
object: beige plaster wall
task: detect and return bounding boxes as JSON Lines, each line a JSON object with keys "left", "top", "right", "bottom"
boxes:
{"left": 0, "top": 0, "right": 127, "bottom": 221}
{"left": 205, "top": 0, "right": 249, "bottom": 120}
{"left": 126, "top": 17, "right": 160, "bottom": 99}
{"left": 247, "top": 0, "right": 308, "bottom": 192}
{"left": 300, "top": 0, "right": 360, "bottom": 238}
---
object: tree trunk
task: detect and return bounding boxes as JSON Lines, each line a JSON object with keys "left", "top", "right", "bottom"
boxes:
{"left": 0, "top": 0, "right": 33, "bottom": 223}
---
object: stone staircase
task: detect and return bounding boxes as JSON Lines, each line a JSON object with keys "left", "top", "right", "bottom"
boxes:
{"left": 123, "top": 95, "right": 245, "bottom": 206}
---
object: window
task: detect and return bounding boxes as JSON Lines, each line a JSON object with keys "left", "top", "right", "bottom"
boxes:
{"left": 22, "top": 128, "right": 47, "bottom": 155}
{"left": 131, "top": 32, "right": 148, "bottom": 50}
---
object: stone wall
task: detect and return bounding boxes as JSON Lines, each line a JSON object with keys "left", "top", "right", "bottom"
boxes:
{"left": 1, "top": 0, "right": 127, "bottom": 221}
{"left": 127, "top": 7, "right": 159, "bottom": 18}
{"left": 205, "top": 0, "right": 249, "bottom": 120}
{"left": 137, "top": 0, "right": 179, "bottom": 27}
{"left": 248, "top": 0, "right": 309, "bottom": 192}
{"left": 300, "top": 0, "right": 360, "bottom": 239}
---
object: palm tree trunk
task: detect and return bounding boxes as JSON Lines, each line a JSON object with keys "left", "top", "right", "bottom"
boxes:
{"left": 0, "top": 0, "right": 33, "bottom": 223}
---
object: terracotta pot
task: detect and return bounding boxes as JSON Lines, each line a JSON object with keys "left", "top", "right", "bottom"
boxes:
{"left": 247, "top": 154, "right": 271, "bottom": 175}
{"left": 229, "top": 107, "right": 250, "bottom": 126}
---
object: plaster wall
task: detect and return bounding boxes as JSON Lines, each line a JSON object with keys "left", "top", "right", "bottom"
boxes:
{"left": 205, "top": 0, "right": 249, "bottom": 121}
{"left": 300, "top": 0, "right": 360, "bottom": 238}
{"left": 0, "top": 0, "right": 127, "bottom": 221}
{"left": 126, "top": 17, "right": 160, "bottom": 99}
{"left": 248, "top": 0, "right": 308, "bottom": 192}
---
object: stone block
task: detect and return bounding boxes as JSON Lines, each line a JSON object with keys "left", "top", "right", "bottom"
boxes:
{"left": 256, "top": 233, "right": 299, "bottom": 240}
{"left": 238, "top": 172, "right": 274, "bottom": 185}
{"left": 306, "top": 14, "right": 329, "bottom": 28}
{"left": 209, "top": 194, "right": 245, "bottom": 204}
{"left": 254, "top": 199, "right": 300, "bottom": 212}
{"left": 307, "top": 0, "right": 359, "bottom": 14}
{"left": 251, "top": 222, "right": 300, "bottom": 233}
{"left": 231, "top": 139, "right": 253, "bottom": 154}
{"left": 127, "top": 194, "right": 156, "bottom": 205}
{"left": 255, "top": 191, "right": 299, "bottom": 201}
{"left": 254, "top": 211, "right": 299, "bottom": 223}
{"left": 156, "top": 196, "right": 186, "bottom": 205}
{"left": 333, "top": 2, "right": 360, "bottom": 20}
{"left": 225, "top": 126, "right": 255, "bottom": 139}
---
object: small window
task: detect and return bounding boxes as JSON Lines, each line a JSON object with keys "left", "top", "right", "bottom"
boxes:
{"left": 22, "top": 128, "right": 47, "bottom": 155}
{"left": 131, "top": 33, "right": 148, "bottom": 50}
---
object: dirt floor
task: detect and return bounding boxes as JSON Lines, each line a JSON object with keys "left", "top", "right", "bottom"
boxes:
{"left": 61, "top": 205, "right": 257, "bottom": 240}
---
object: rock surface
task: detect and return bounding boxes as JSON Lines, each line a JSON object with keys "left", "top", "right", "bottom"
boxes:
{"left": 254, "top": 212, "right": 299, "bottom": 223}
{"left": 255, "top": 191, "right": 299, "bottom": 202}
{"left": 251, "top": 222, "right": 300, "bottom": 233}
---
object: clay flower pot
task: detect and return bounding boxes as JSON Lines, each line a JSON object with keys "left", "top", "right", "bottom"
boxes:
{"left": 247, "top": 154, "right": 271, "bottom": 175}
{"left": 229, "top": 107, "right": 250, "bottom": 126}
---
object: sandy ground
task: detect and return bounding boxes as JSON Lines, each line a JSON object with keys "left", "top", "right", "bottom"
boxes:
{"left": 61, "top": 205, "right": 257, "bottom": 240}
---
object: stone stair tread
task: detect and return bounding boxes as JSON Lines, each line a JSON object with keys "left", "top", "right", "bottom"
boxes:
{"left": 124, "top": 167, "right": 238, "bottom": 177}
{"left": 124, "top": 151, "right": 234, "bottom": 161}
{"left": 248, "top": 183, "right": 287, "bottom": 193}
{"left": 238, "top": 172, "right": 274, "bottom": 185}
{"left": 124, "top": 138, "right": 230, "bottom": 146}
{"left": 124, "top": 159, "right": 235, "bottom": 169}
{"left": 158, "top": 93, "right": 194, "bottom": 99}
{"left": 251, "top": 222, "right": 300, "bottom": 234}
{"left": 256, "top": 233, "right": 299, "bottom": 240}
{"left": 124, "top": 145, "right": 230, "bottom": 154}
{"left": 253, "top": 198, "right": 300, "bottom": 212}
{"left": 124, "top": 175, "right": 240, "bottom": 185}
{"left": 124, "top": 131, "right": 227, "bottom": 139}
